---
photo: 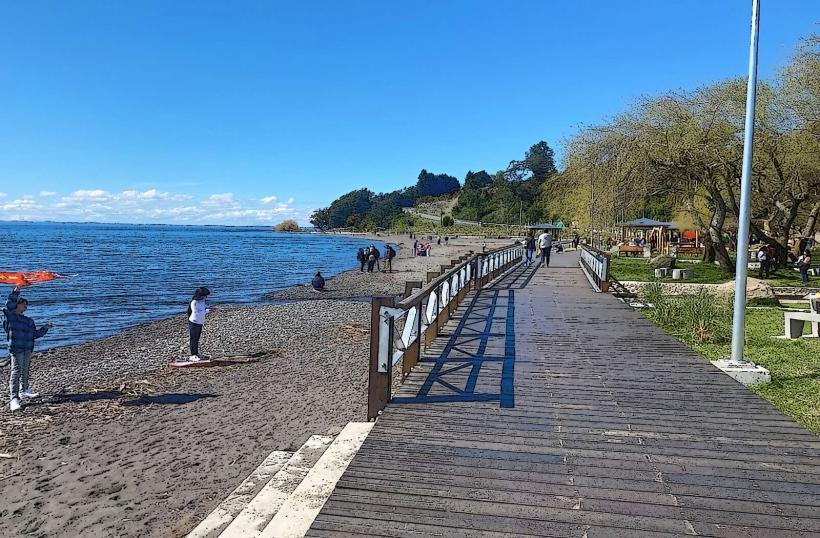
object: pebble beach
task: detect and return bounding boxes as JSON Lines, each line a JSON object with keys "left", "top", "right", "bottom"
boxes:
{"left": 0, "top": 233, "right": 510, "bottom": 537}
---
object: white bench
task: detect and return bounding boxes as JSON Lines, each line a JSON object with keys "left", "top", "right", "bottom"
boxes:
{"left": 783, "top": 311, "right": 820, "bottom": 338}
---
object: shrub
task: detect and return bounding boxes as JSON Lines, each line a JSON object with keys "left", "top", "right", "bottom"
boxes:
{"left": 274, "top": 219, "right": 301, "bottom": 232}
{"left": 442, "top": 215, "right": 455, "bottom": 227}
{"left": 643, "top": 280, "right": 664, "bottom": 305}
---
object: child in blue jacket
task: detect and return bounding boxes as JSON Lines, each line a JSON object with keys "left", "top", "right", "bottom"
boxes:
{"left": 3, "top": 287, "right": 51, "bottom": 411}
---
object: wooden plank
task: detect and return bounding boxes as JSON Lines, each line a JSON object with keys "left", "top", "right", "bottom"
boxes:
{"left": 311, "top": 256, "right": 820, "bottom": 535}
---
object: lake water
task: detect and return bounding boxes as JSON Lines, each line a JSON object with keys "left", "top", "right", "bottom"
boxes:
{"left": 0, "top": 222, "right": 384, "bottom": 355}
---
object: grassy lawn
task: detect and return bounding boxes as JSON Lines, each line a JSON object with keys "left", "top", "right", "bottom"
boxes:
{"left": 611, "top": 256, "right": 819, "bottom": 288}
{"left": 643, "top": 301, "right": 820, "bottom": 434}
{"left": 610, "top": 257, "right": 733, "bottom": 284}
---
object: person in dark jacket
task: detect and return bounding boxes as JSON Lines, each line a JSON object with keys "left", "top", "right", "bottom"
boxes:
{"left": 4, "top": 287, "right": 51, "bottom": 411}
{"left": 356, "top": 248, "right": 367, "bottom": 272}
{"left": 311, "top": 271, "right": 325, "bottom": 291}
{"left": 525, "top": 234, "right": 536, "bottom": 266}
{"left": 385, "top": 245, "right": 396, "bottom": 273}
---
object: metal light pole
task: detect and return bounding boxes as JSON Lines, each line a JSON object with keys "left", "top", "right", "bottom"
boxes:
{"left": 730, "top": 0, "right": 761, "bottom": 363}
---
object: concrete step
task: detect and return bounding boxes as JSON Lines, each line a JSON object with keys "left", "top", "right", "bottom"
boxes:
{"left": 260, "top": 422, "right": 374, "bottom": 538}
{"left": 187, "top": 451, "right": 293, "bottom": 538}
{"left": 219, "top": 435, "right": 334, "bottom": 537}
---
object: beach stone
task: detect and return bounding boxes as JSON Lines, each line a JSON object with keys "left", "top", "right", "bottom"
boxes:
{"left": 650, "top": 255, "right": 676, "bottom": 270}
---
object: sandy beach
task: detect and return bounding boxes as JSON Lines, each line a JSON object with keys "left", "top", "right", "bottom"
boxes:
{"left": 0, "top": 233, "right": 510, "bottom": 537}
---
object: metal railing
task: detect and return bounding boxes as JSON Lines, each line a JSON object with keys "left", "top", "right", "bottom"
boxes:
{"left": 367, "top": 243, "right": 524, "bottom": 419}
{"left": 579, "top": 244, "right": 610, "bottom": 293}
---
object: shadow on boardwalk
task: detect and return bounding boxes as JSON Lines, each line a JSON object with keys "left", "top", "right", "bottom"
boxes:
{"left": 310, "top": 252, "right": 820, "bottom": 537}
{"left": 392, "top": 262, "right": 539, "bottom": 407}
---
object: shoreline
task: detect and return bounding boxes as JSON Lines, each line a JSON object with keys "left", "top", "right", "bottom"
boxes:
{"left": 0, "top": 234, "right": 509, "bottom": 537}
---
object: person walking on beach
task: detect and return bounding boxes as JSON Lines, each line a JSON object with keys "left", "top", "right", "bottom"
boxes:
{"left": 372, "top": 245, "right": 382, "bottom": 272}
{"left": 385, "top": 245, "right": 396, "bottom": 273}
{"left": 538, "top": 231, "right": 553, "bottom": 268}
{"left": 357, "top": 247, "right": 367, "bottom": 272}
{"left": 187, "top": 287, "right": 210, "bottom": 362}
{"left": 525, "top": 234, "right": 536, "bottom": 266}
{"left": 412, "top": 240, "right": 419, "bottom": 257}
{"left": 3, "top": 286, "right": 51, "bottom": 411}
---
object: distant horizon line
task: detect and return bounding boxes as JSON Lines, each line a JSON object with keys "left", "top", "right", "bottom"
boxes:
{"left": 0, "top": 219, "right": 317, "bottom": 229}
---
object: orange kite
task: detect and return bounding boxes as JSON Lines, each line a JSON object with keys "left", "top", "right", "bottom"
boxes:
{"left": 0, "top": 271, "right": 65, "bottom": 287}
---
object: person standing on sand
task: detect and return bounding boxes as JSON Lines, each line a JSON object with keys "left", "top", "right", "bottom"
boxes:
{"left": 187, "top": 287, "right": 210, "bottom": 362}
{"left": 412, "top": 240, "right": 419, "bottom": 257}
{"left": 357, "top": 247, "right": 367, "bottom": 272}
{"left": 538, "top": 231, "right": 553, "bottom": 267}
{"left": 525, "top": 234, "right": 536, "bottom": 266}
{"left": 4, "top": 286, "right": 51, "bottom": 412}
{"left": 385, "top": 245, "right": 396, "bottom": 273}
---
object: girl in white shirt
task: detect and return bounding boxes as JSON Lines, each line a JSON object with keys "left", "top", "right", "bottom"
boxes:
{"left": 187, "top": 287, "right": 210, "bottom": 361}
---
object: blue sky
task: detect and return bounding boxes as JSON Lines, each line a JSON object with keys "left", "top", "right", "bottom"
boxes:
{"left": 0, "top": 1, "right": 817, "bottom": 225}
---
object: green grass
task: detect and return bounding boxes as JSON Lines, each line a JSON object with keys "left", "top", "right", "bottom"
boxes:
{"left": 610, "top": 257, "right": 734, "bottom": 284}
{"left": 643, "top": 301, "right": 820, "bottom": 434}
{"left": 611, "top": 256, "right": 819, "bottom": 288}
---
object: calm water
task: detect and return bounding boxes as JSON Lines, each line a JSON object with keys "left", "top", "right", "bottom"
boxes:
{"left": 0, "top": 222, "right": 384, "bottom": 355}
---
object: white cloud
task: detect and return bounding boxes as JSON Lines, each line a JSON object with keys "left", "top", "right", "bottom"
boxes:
{"left": 65, "top": 189, "right": 113, "bottom": 202}
{"left": 0, "top": 187, "right": 306, "bottom": 226}
{"left": 0, "top": 192, "right": 7, "bottom": 198}
{"left": 1, "top": 198, "right": 41, "bottom": 211}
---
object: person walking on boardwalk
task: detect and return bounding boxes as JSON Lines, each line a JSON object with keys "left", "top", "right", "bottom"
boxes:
{"left": 3, "top": 286, "right": 51, "bottom": 412}
{"left": 356, "top": 247, "right": 367, "bottom": 272}
{"left": 537, "top": 231, "right": 553, "bottom": 267}
{"left": 525, "top": 234, "right": 536, "bottom": 266}
{"left": 385, "top": 245, "right": 396, "bottom": 273}
{"left": 187, "top": 287, "right": 210, "bottom": 362}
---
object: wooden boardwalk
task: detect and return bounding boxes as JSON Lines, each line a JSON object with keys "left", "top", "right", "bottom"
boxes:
{"left": 308, "top": 253, "right": 820, "bottom": 537}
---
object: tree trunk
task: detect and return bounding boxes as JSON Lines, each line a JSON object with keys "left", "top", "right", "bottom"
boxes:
{"left": 792, "top": 201, "right": 820, "bottom": 259}
{"left": 706, "top": 186, "right": 734, "bottom": 273}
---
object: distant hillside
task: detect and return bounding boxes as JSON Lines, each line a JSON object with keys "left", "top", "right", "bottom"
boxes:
{"left": 309, "top": 141, "right": 559, "bottom": 232}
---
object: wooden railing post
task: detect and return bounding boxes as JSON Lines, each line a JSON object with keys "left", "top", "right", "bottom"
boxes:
{"left": 368, "top": 296, "right": 395, "bottom": 420}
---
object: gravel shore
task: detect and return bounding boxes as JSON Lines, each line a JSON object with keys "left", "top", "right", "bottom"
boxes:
{"left": 0, "top": 233, "right": 511, "bottom": 537}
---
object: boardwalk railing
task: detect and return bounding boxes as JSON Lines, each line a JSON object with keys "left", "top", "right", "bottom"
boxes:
{"left": 367, "top": 243, "right": 524, "bottom": 419}
{"left": 579, "top": 244, "right": 610, "bottom": 293}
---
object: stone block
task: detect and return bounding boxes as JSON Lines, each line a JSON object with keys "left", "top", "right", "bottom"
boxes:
{"left": 711, "top": 360, "right": 771, "bottom": 385}
{"left": 654, "top": 268, "right": 668, "bottom": 278}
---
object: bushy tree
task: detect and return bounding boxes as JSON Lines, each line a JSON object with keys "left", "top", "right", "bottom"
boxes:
{"left": 416, "top": 169, "right": 460, "bottom": 197}
{"left": 274, "top": 219, "right": 301, "bottom": 232}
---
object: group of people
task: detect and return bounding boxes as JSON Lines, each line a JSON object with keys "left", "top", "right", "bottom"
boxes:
{"left": 524, "top": 231, "right": 556, "bottom": 267}
{"left": 757, "top": 244, "right": 814, "bottom": 284}
{"left": 357, "top": 244, "right": 396, "bottom": 273}
{"left": 413, "top": 240, "right": 433, "bottom": 256}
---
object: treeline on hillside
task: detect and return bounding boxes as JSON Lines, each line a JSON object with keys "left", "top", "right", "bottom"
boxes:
{"left": 310, "top": 141, "right": 559, "bottom": 231}
{"left": 543, "top": 33, "right": 819, "bottom": 271}
{"left": 309, "top": 170, "right": 460, "bottom": 230}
